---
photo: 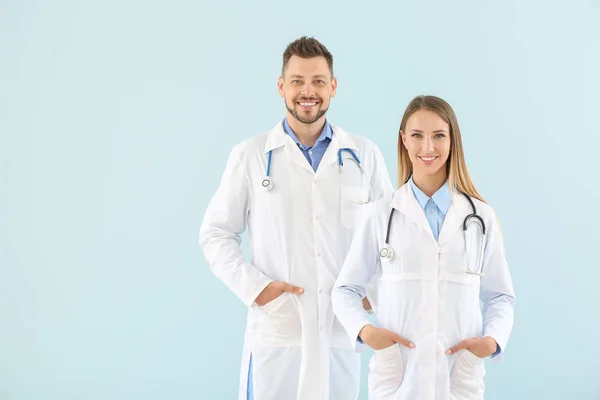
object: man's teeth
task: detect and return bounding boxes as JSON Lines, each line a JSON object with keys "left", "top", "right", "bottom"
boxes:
{"left": 299, "top": 102, "right": 316, "bottom": 106}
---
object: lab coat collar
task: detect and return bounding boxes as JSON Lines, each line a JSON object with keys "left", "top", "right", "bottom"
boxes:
{"left": 264, "top": 120, "right": 291, "bottom": 153}
{"left": 391, "top": 182, "right": 471, "bottom": 244}
{"left": 264, "top": 119, "right": 356, "bottom": 152}
{"left": 264, "top": 119, "right": 359, "bottom": 175}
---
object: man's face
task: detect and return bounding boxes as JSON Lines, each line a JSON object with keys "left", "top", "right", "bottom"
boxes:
{"left": 278, "top": 55, "right": 337, "bottom": 125}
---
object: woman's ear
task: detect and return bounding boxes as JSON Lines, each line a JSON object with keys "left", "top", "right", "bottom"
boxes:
{"left": 400, "top": 130, "right": 406, "bottom": 146}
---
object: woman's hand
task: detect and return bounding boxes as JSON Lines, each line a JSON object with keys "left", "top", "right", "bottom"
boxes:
{"left": 359, "top": 325, "right": 415, "bottom": 351}
{"left": 446, "top": 336, "right": 498, "bottom": 358}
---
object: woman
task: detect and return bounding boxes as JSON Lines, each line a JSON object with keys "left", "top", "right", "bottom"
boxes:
{"left": 331, "top": 95, "right": 515, "bottom": 400}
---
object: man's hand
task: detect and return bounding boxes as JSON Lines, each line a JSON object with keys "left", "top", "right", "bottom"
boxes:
{"left": 255, "top": 281, "right": 304, "bottom": 306}
{"left": 446, "top": 336, "right": 498, "bottom": 358}
{"left": 362, "top": 297, "right": 373, "bottom": 313}
{"left": 359, "top": 324, "right": 415, "bottom": 351}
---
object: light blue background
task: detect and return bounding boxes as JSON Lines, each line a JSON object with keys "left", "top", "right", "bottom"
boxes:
{"left": 1, "top": 0, "right": 599, "bottom": 399}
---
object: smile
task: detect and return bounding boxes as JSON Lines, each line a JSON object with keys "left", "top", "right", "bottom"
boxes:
{"left": 419, "top": 156, "right": 438, "bottom": 164}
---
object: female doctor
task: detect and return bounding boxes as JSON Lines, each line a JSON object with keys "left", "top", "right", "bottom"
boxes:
{"left": 331, "top": 95, "right": 515, "bottom": 400}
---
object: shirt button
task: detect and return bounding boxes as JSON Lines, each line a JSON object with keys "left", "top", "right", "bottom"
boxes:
{"left": 319, "top": 289, "right": 323, "bottom": 294}
{"left": 429, "top": 209, "right": 435, "bottom": 215}
{"left": 317, "top": 253, "right": 321, "bottom": 257}
{"left": 309, "top": 150, "right": 313, "bottom": 155}
{"left": 315, "top": 216, "right": 319, "bottom": 220}
{"left": 438, "top": 247, "right": 446, "bottom": 253}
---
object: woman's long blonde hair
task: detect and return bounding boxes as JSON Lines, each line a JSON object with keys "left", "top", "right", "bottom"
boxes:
{"left": 397, "top": 95, "right": 486, "bottom": 203}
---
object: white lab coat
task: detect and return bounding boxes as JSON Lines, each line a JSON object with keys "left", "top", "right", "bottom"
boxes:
{"left": 199, "top": 120, "right": 393, "bottom": 400}
{"left": 332, "top": 183, "right": 515, "bottom": 400}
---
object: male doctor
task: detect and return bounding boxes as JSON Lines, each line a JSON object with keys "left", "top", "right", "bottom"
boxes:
{"left": 199, "top": 36, "right": 393, "bottom": 400}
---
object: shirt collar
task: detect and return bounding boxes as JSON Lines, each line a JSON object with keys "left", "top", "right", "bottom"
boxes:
{"left": 408, "top": 176, "right": 452, "bottom": 215}
{"left": 282, "top": 117, "right": 332, "bottom": 149}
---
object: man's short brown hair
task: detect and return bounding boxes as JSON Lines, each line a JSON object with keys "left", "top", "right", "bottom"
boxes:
{"left": 282, "top": 36, "right": 334, "bottom": 77}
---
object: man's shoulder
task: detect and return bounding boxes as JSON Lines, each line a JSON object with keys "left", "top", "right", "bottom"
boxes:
{"left": 332, "top": 125, "right": 382, "bottom": 152}
{"left": 231, "top": 130, "right": 271, "bottom": 156}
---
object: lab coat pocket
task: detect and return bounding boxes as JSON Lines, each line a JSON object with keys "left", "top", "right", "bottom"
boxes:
{"left": 341, "top": 186, "right": 368, "bottom": 229}
{"left": 258, "top": 292, "right": 288, "bottom": 314}
{"left": 256, "top": 293, "right": 302, "bottom": 346}
{"left": 368, "top": 343, "right": 405, "bottom": 399}
{"left": 450, "top": 349, "right": 485, "bottom": 400}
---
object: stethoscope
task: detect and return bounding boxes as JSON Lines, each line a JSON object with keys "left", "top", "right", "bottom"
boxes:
{"left": 261, "top": 148, "right": 363, "bottom": 191}
{"left": 379, "top": 191, "right": 487, "bottom": 276}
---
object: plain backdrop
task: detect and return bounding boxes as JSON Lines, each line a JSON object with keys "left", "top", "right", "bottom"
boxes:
{"left": 1, "top": 0, "right": 599, "bottom": 399}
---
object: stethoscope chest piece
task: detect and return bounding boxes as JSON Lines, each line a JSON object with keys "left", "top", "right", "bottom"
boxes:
{"left": 261, "top": 177, "right": 273, "bottom": 191}
{"left": 379, "top": 245, "right": 394, "bottom": 261}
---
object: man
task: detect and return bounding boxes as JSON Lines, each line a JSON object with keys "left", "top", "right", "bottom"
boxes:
{"left": 199, "top": 36, "right": 393, "bottom": 400}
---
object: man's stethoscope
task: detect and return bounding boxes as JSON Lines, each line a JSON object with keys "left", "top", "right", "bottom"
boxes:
{"left": 261, "top": 148, "right": 363, "bottom": 191}
{"left": 379, "top": 191, "right": 487, "bottom": 276}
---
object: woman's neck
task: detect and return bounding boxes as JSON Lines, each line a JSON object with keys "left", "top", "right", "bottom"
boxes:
{"left": 412, "top": 171, "right": 448, "bottom": 198}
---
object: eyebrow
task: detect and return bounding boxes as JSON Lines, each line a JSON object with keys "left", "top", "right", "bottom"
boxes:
{"left": 288, "top": 74, "right": 329, "bottom": 79}
{"left": 409, "top": 129, "right": 448, "bottom": 133}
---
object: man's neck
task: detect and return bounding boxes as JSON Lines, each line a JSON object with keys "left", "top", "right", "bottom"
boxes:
{"left": 286, "top": 114, "right": 326, "bottom": 147}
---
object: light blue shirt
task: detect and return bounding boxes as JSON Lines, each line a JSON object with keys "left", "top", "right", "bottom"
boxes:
{"left": 408, "top": 176, "right": 452, "bottom": 241}
{"left": 282, "top": 118, "right": 332, "bottom": 171}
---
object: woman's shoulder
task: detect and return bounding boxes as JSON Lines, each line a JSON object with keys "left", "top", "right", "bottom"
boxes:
{"left": 471, "top": 197, "right": 500, "bottom": 223}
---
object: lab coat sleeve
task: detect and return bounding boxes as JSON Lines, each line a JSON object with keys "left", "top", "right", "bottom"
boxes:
{"left": 480, "top": 210, "right": 515, "bottom": 362}
{"left": 199, "top": 145, "right": 273, "bottom": 307}
{"left": 368, "top": 143, "right": 394, "bottom": 201}
{"left": 365, "top": 144, "right": 394, "bottom": 313}
{"left": 332, "top": 202, "right": 381, "bottom": 353}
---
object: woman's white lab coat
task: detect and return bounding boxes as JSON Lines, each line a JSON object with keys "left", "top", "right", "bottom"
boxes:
{"left": 199, "top": 121, "right": 393, "bottom": 399}
{"left": 332, "top": 183, "right": 515, "bottom": 400}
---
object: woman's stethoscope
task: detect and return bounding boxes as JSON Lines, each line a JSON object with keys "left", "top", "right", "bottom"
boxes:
{"left": 379, "top": 191, "right": 487, "bottom": 276}
{"left": 261, "top": 148, "right": 363, "bottom": 191}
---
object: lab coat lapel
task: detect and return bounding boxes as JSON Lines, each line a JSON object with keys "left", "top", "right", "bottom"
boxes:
{"left": 316, "top": 125, "right": 358, "bottom": 176}
{"left": 265, "top": 120, "right": 314, "bottom": 174}
{"left": 391, "top": 184, "right": 435, "bottom": 240}
{"left": 437, "top": 190, "right": 471, "bottom": 246}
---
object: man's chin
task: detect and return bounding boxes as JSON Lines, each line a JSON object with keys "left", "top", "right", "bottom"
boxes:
{"left": 289, "top": 109, "right": 327, "bottom": 125}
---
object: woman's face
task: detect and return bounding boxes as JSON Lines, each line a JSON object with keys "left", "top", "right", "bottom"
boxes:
{"left": 401, "top": 109, "right": 451, "bottom": 179}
